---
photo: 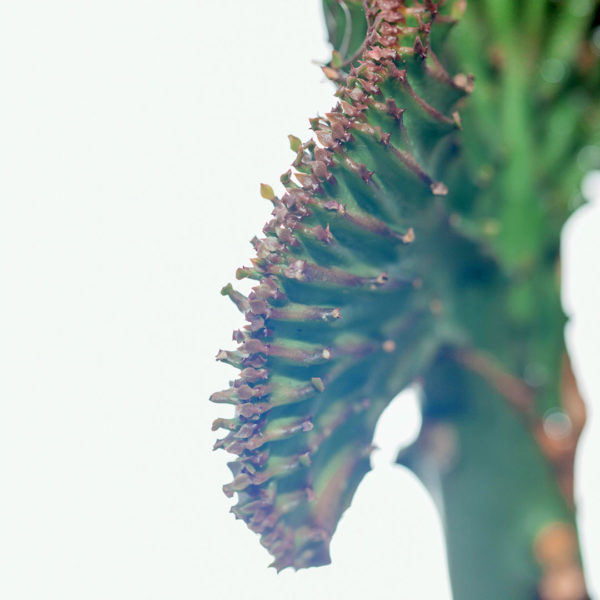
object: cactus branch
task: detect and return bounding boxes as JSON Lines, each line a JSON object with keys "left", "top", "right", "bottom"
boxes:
{"left": 212, "top": 0, "right": 596, "bottom": 596}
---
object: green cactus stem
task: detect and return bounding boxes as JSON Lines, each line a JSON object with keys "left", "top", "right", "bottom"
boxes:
{"left": 212, "top": 1, "right": 597, "bottom": 597}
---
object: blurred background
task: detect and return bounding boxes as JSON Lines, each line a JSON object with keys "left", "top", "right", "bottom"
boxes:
{"left": 0, "top": 1, "right": 598, "bottom": 598}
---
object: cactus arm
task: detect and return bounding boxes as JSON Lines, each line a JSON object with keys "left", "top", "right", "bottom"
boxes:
{"left": 211, "top": 0, "right": 473, "bottom": 571}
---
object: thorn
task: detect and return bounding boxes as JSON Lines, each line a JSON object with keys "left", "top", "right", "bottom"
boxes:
{"left": 313, "top": 224, "right": 333, "bottom": 244}
{"left": 309, "top": 116, "right": 321, "bottom": 131}
{"left": 402, "top": 227, "right": 415, "bottom": 243}
{"left": 331, "top": 50, "right": 342, "bottom": 69}
{"left": 358, "top": 163, "right": 374, "bottom": 183}
{"left": 375, "top": 272, "right": 389, "bottom": 285}
{"left": 340, "top": 100, "right": 364, "bottom": 117}
{"left": 431, "top": 181, "right": 448, "bottom": 196}
{"left": 424, "top": 0, "right": 438, "bottom": 15}
{"left": 331, "top": 121, "right": 347, "bottom": 141}
{"left": 209, "top": 389, "right": 237, "bottom": 405}
{"left": 284, "top": 260, "right": 306, "bottom": 281}
{"left": 385, "top": 98, "right": 405, "bottom": 121}
{"left": 453, "top": 72, "right": 474, "bottom": 93}
{"left": 236, "top": 385, "right": 254, "bottom": 401}
{"left": 260, "top": 183, "right": 275, "bottom": 200}
{"left": 280, "top": 169, "right": 293, "bottom": 186}
{"left": 216, "top": 349, "right": 243, "bottom": 367}
{"left": 211, "top": 417, "right": 237, "bottom": 432}
{"left": 315, "top": 129, "right": 335, "bottom": 148}
{"left": 311, "top": 160, "right": 329, "bottom": 180}
{"left": 298, "top": 452, "right": 311, "bottom": 467}
{"left": 383, "top": 340, "right": 396, "bottom": 353}
{"left": 311, "top": 377, "right": 325, "bottom": 392}
{"left": 322, "top": 66, "right": 340, "bottom": 81}
{"left": 240, "top": 367, "right": 268, "bottom": 382}
{"left": 221, "top": 283, "right": 249, "bottom": 312}
{"left": 323, "top": 200, "right": 346, "bottom": 214}
{"left": 236, "top": 266, "right": 262, "bottom": 281}
{"left": 413, "top": 36, "right": 427, "bottom": 59}
{"left": 240, "top": 339, "right": 269, "bottom": 354}
{"left": 236, "top": 402, "right": 271, "bottom": 419}
{"left": 288, "top": 134, "right": 302, "bottom": 152}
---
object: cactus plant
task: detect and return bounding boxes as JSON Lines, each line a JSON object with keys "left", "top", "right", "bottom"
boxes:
{"left": 211, "top": 1, "right": 599, "bottom": 597}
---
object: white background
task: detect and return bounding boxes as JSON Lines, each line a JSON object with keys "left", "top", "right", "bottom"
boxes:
{"left": 0, "top": 1, "right": 598, "bottom": 598}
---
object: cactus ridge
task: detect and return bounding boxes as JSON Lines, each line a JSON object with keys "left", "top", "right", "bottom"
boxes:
{"left": 211, "top": 0, "right": 472, "bottom": 571}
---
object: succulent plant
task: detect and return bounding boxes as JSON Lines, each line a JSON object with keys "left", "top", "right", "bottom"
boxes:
{"left": 211, "top": 1, "right": 599, "bottom": 597}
